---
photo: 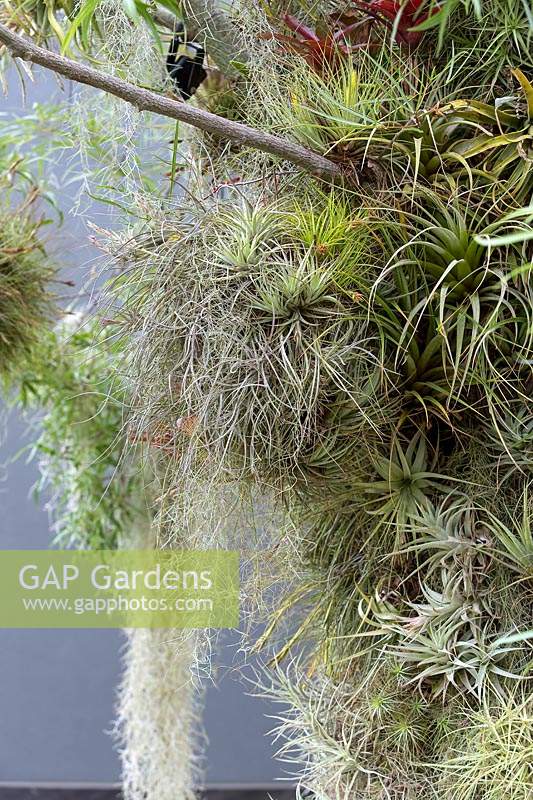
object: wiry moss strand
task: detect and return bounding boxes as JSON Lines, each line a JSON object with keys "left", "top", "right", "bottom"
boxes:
{"left": 116, "top": 627, "right": 205, "bottom": 800}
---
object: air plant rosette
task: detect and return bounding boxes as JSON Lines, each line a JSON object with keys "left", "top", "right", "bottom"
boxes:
{"left": 0, "top": 197, "right": 56, "bottom": 386}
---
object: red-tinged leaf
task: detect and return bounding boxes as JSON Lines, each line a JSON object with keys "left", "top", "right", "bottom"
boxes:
{"left": 283, "top": 13, "right": 320, "bottom": 42}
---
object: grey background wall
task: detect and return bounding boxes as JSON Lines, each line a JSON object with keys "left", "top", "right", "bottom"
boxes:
{"left": 0, "top": 67, "right": 283, "bottom": 786}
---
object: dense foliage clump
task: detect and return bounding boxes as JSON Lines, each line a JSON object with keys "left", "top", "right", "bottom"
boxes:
{"left": 0, "top": 198, "right": 56, "bottom": 385}
{"left": 102, "top": 1, "right": 532, "bottom": 796}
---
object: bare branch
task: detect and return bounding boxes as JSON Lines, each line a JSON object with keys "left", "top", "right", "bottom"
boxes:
{"left": 0, "top": 23, "right": 341, "bottom": 182}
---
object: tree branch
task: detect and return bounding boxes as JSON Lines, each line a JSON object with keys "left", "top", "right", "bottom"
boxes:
{"left": 0, "top": 23, "right": 341, "bottom": 182}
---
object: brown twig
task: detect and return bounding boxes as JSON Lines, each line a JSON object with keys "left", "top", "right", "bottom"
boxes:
{"left": 0, "top": 23, "right": 342, "bottom": 183}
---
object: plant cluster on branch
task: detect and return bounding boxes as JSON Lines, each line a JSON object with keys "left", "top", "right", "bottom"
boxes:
{"left": 0, "top": 0, "right": 531, "bottom": 798}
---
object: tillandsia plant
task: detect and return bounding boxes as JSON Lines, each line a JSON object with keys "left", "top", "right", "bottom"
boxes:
{"left": 0, "top": 0, "right": 532, "bottom": 797}
{"left": 0, "top": 202, "right": 56, "bottom": 386}
{"left": 0, "top": 154, "right": 57, "bottom": 388}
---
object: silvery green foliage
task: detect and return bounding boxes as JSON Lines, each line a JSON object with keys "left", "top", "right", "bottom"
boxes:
{"left": 116, "top": 627, "right": 206, "bottom": 800}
